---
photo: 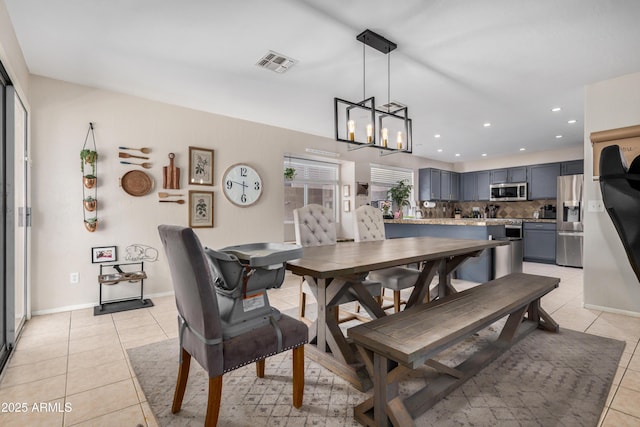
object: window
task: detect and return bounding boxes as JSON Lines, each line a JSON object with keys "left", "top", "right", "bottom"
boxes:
{"left": 369, "top": 164, "right": 414, "bottom": 207}
{"left": 284, "top": 158, "right": 339, "bottom": 223}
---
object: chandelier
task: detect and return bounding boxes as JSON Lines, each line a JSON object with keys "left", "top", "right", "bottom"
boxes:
{"left": 334, "top": 29, "right": 412, "bottom": 155}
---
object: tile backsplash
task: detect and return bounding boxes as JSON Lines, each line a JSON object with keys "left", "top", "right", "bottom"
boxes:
{"left": 418, "top": 199, "right": 556, "bottom": 219}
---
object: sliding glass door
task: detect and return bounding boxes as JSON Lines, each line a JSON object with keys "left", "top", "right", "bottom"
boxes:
{"left": 0, "top": 62, "right": 29, "bottom": 372}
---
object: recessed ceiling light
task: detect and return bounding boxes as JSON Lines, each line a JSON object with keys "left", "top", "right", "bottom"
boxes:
{"left": 481, "top": 153, "right": 487, "bottom": 157}
{"left": 436, "top": 148, "right": 443, "bottom": 153}
{"left": 520, "top": 148, "right": 526, "bottom": 151}
{"left": 434, "top": 134, "right": 441, "bottom": 138}
{"left": 555, "top": 135, "right": 563, "bottom": 139}
{"left": 455, "top": 153, "right": 461, "bottom": 157}
{"left": 483, "top": 123, "right": 491, "bottom": 127}
{"left": 568, "top": 119, "right": 577, "bottom": 124}
{"left": 551, "top": 107, "right": 562, "bottom": 112}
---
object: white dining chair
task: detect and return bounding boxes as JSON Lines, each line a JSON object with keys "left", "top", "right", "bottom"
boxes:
{"left": 293, "top": 204, "right": 381, "bottom": 323}
{"left": 354, "top": 204, "right": 421, "bottom": 312}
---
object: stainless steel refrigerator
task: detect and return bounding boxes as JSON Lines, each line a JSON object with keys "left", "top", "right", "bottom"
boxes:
{"left": 556, "top": 174, "right": 584, "bottom": 267}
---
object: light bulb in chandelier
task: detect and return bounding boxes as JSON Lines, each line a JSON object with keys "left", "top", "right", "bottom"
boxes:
{"left": 381, "top": 128, "right": 388, "bottom": 148}
{"left": 347, "top": 120, "right": 355, "bottom": 141}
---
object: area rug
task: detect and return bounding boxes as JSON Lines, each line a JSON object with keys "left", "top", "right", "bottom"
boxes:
{"left": 128, "top": 328, "right": 624, "bottom": 427}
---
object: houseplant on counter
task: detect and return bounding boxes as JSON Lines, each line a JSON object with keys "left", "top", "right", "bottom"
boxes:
{"left": 387, "top": 179, "right": 413, "bottom": 219}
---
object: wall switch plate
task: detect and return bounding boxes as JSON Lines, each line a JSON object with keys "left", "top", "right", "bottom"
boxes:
{"left": 588, "top": 200, "right": 605, "bottom": 212}
{"left": 70, "top": 272, "right": 79, "bottom": 284}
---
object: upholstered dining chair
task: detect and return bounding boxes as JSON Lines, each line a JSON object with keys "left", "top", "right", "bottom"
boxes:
{"left": 158, "top": 225, "right": 308, "bottom": 427}
{"left": 354, "top": 205, "right": 421, "bottom": 312}
{"left": 293, "top": 204, "right": 382, "bottom": 322}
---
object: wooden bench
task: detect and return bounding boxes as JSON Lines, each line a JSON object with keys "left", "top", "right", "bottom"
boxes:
{"left": 347, "top": 272, "right": 560, "bottom": 427}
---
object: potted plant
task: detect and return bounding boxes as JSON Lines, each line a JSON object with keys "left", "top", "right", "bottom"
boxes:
{"left": 387, "top": 179, "right": 413, "bottom": 219}
{"left": 380, "top": 200, "right": 393, "bottom": 219}
{"left": 83, "top": 174, "right": 97, "bottom": 189}
{"left": 284, "top": 167, "right": 296, "bottom": 181}
{"left": 83, "top": 196, "right": 97, "bottom": 212}
{"left": 84, "top": 217, "right": 98, "bottom": 232}
{"left": 80, "top": 149, "right": 98, "bottom": 174}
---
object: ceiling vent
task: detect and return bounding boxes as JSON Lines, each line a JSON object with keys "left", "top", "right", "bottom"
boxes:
{"left": 256, "top": 50, "right": 296, "bottom": 74}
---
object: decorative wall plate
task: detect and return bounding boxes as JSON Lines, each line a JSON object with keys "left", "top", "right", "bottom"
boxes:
{"left": 121, "top": 170, "right": 153, "bottom": 196}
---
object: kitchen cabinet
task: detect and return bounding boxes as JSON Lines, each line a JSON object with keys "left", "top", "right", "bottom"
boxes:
{"left": 490, "top": 167, "right": 527, "bottom": 184}
{"left": 462, "top": 171, "right": 490, "bottom": 201}
{"left": 419, "top": 168, "right": 460, "bottom": 201}
{"left": 528, "top": 163, "right": 561, "bottom": 200}
{"left": 440, "top": 170, "right": 460, "bottom": 201}
{"left": 523, "top": 222, "right": 556, "bottom": 264}
{"left": 561, "top": 160, "right": 584, "bottom": 175}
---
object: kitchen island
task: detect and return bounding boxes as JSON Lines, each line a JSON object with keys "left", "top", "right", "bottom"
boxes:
{"left": 384, "top": 218, "right": 514, "bottom": 282}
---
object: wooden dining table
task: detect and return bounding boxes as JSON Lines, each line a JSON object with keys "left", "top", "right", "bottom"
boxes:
{"left": 285, "top": 236, "right": 507, "bottom": 391}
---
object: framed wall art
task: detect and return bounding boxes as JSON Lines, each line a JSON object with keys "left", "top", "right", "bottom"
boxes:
{"left": 92, "top": 246, "right": 117, "bottom": 263}
{"left": 188, "top": 147, "right": 214, "bottom": 186}
{"left": 189, "top": 190, "right": 214, "bottom": 228}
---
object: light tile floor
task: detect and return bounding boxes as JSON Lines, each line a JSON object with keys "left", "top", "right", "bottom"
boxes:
{"left": 0, "top": 262, "right": 639, "bottom": 426}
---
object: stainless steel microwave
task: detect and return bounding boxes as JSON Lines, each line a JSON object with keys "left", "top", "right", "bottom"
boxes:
{"left": 489, "top": 182, "right": 527, "bottom": 201}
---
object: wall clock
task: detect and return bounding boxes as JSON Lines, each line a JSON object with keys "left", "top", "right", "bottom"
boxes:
{"left": 222, "top": 163, "right": 263, "bottom": 207}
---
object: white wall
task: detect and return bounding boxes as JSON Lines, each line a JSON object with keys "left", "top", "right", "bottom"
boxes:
{"left": 0, "top": 0, "right": 29, "bottom": 98}
{"left": 584, "top": 72, "right": 640, "bottom": 315}
{"left": 30, "top": 75, "right": 452, "bottom": 313}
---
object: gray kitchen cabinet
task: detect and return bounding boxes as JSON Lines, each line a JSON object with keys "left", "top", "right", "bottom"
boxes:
{"left": 419, "top": 168, "right": 441, "bottom": 200}
{"left": 441, "top": 170, "right": 460, "bottom": 201}
{"left": 477, "top": 171, "right": 490, "bottom": 200}
{"left": 561, "top": 160, "right": 584, "bottom": 175}
{"left": 528, "top": 163, "right": 561, "bottom": 200}
{"left": 523, "top": 222, "right": 556, "bottom": 263}
{"left": 490, "top": 167, "right": 527, "bottom": 184}
{"left": 419, "top": 168, "right": 459, "bottom": 201}
{"left": 462, "top": 171, "right": 490, "bottom": 201}
{"left": 490, "top": 169, "right": 508, "bottom": 184}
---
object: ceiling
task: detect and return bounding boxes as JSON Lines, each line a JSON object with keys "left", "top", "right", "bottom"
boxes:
{"left": 5, "top": 0, "right": 640, "bottom": 162}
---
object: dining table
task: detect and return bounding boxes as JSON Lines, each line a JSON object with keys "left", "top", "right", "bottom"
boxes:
{"left": 285, "top": 236, "right": 507, "bottom": 391}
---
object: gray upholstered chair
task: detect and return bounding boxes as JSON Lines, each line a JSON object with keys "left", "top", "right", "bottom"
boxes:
{"left": 293, "top": 204, "right": 381, "bottom": 322}
{"left": 158, "top": 225, "right": 307, "bottom": 427}
{"left": 354, "top": 205, "right": 421, "bottom": 312}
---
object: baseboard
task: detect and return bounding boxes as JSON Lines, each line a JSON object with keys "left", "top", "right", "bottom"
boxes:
{"left": 31, "top": 291, "right": 175, "bottom": 316}
{"left": 583, "top": 303, "right": 640, "bottom": 318}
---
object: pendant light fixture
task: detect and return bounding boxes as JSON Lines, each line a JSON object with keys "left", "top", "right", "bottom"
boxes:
{"left": 334, "top": 29, "right": 412, "bottom": 155}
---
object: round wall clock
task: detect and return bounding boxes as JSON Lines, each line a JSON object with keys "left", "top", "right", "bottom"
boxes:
{"left": 222, "top": 163, "right": 263, "bottom": 207}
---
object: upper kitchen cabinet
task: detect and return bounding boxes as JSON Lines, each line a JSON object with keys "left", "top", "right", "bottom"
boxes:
{"left": 490, "top": 167, "right": 527, "bottom": 184}
{"left": 440, "top": 170, "right": 460, "bottom": 201}
{"left": 419, "top": 168, "right": 460, "bottom": 201}
{"left": 561, "top": 160, "right": 584, "bottom": 175}
{"left": 461, "top": 171, "right": 490, "bottom": 201}
{"left": 528, "top": 162, "right": 561, "bottom": 199}
{"left": 419, "top": 168, "right": 440, "bottom": 200}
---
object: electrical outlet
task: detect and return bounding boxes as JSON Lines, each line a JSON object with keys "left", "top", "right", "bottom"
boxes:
{"left": 588, "top": 200, "right": 604, "bottom": 212}
{"left": 70, "top": 272, "right": 79, "bottom": 284}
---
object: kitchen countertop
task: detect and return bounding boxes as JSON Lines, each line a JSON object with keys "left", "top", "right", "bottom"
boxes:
{"left": 384, "top": 218, "right": 556, "bottom": 226}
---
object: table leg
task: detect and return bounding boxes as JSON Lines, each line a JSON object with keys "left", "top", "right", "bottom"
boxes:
{"left": 406, "top": 261, "right": 439, "bottom": 308}
{"left": 316, "top": 277, "right": 327, "bottom": 352}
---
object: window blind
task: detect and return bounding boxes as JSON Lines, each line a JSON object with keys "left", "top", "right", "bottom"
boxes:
{"left": 370, "top": 164, "right": 413, "bottom": 186}
{"left": 285, "top": 158, "right": 338, "bottom": 183}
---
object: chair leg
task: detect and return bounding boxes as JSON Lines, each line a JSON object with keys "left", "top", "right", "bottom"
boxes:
{"left": 394, "top": 290, "right": 401, "bottom": 313}
{"left": 298, "top": 278, "right": 306, "bottom": 319}
{"left": 172, "top": 348, "right": 191, "bottom": 414}
{"left": 292, "top": 345, "right": 304, "bottom": 408}
{"left": 256, "top": 359, "right": 265, "bottom": 378}
{"left": 205, "top": 376, "right": 223, "bottom": 427}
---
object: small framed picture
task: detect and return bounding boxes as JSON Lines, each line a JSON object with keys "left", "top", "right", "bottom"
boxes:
{"left": 188, "top": 147, "right": 214, "bottom": 186}
{"left": 343, "top": 185, "right": 350, "bottom": 197}
{"left": 92, "top": 246, "right": 117, "bottom": 263}
{"left": 343, "top": 200, "right": 351, "bottom": 212}
{"left": 189, "top": 190, "right": 214, "bottom": 228}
